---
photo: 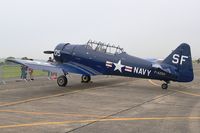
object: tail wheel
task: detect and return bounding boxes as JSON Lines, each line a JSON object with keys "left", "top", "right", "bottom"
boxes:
{"left": 57, "top": 75, "right": 68, "bottom": 87}
{"left": 81, "top": 75, "right": 91, "bottom": 83}
{"left": 161, "top": 83, "right": 168, "bottom": 90}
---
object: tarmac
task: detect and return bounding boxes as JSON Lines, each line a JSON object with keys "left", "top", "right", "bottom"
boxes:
{"left": 0, "top": 64, "right": 199, "bottom": 133}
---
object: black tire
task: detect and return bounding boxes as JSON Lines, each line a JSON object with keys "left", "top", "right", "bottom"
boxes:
{"left": 161, "top": 83, "right": 168, "bottom": 90}
{"left": 81, "top": 75, "right": 91, "bottom": 83}
{"left": 57, "top": 75, "right": 68, "bottom": 87}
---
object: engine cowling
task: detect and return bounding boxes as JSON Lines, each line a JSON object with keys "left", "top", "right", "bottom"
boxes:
{"left": 54, "top": 43, "right": 76, "bottom": 63}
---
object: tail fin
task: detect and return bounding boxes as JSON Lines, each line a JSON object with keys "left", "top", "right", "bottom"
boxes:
{"left": 162, "top": 43, "right": 194, "bottom": 82}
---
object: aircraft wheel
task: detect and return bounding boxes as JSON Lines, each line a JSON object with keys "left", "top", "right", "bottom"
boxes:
{"left": 161, "top": 83, "right": 168, "bottom": 90}
{"left": 81, "top": 75, "right": 91, "bottom": 83}
{"left": 57, "top": 75, "right": 68, "bottom": 87}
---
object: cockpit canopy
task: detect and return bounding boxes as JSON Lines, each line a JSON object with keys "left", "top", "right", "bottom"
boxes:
{"left": 86, "top": 40, "right": 125, "bottom": 55}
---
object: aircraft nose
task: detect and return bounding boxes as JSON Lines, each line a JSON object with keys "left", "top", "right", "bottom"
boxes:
{"left": 54, "top": 43, "right": 73, "bottom": 62}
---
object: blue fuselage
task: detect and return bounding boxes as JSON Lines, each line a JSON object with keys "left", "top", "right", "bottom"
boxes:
{"left": 54, "top": 44, "right": 177, "bottom": 82}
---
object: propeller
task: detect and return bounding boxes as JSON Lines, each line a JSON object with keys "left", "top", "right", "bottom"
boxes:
{"left": 43, "top": 51, "right": 54, "bottom": 54}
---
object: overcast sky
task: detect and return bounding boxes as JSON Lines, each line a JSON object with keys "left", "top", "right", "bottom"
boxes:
{"left": 0, "top": 0, "right": 199, "bottom": 60}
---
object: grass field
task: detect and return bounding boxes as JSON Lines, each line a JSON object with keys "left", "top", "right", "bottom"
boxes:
{"left": 0, "top": 65, "right": 47, "bottom": 79}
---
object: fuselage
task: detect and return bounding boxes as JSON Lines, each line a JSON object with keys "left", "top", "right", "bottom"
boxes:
{"left": 53, "top": 43, "right": 177, "bottom": 82}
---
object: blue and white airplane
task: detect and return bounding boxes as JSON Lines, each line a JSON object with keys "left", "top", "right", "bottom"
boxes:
{"left": 7, "top": 40, "right": 194, "bottom": 89}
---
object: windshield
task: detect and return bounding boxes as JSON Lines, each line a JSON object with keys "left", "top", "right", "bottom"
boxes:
{"left": 86, "top": 40, "right": 124, "bottom": 54}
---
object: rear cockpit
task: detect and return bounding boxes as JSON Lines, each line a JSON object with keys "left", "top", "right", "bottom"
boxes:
{"left": 85, "top": 40, "right": 125, "bottom": 55}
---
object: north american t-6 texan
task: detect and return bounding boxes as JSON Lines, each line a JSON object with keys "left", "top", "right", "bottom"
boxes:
{"left": 7, "top": 40, "right": 194, "bottom": 89}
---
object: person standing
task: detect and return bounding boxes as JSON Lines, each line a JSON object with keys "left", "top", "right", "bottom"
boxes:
{"left": 21, "top": 65, "right": 26, "bottom": 79}
{"left": 197, "top": 58, "right": 200, "bottom": 64}
{"left": 47, "top": 57, "right": 53, "bottom": 80}
{"left": 27, "top": 67, "right": 34, "bottom": 81}
{"left": 20, "top": 65, "right": 24, "bottom": 79}
{"left": 21, "top": 65, "right": 27, "bottom": 81}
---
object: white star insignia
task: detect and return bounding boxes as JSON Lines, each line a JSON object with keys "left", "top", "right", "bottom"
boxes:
{"left": 114, "top": 60, "right": 124, "bottom": 72}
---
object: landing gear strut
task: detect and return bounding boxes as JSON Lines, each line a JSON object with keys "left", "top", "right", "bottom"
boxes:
{"left": 81, "top": 75, "right": 91, "bottom": 83}
{"left": 161, "top": 81, "right": 170, "bottom": 90}
{"left": 57, "top": 75, "right": 68, "bottom": 87}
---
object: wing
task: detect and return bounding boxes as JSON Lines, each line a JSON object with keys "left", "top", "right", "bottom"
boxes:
{"left": 7, "top": 59, "right": 63, "bottom": 73}
{"left": 6, "top": 59, "right": 99, "bottom": 76}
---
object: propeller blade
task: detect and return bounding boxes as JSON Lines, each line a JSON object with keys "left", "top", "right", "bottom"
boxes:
{"left": 44, "top": 51, "right": 54, "bottom": 54}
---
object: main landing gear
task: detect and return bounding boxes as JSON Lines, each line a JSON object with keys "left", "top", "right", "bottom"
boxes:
{"left": 57, "top": 75, "right": 92, "bottom": 87}
{"left": 57, "top": 75, "right": 68, "bottom": 87}
{"left": 161, "top": 81, "right": 170, "bottom": 90}
{"left": 81, "top": 75, "right": 91, "bottom": 83}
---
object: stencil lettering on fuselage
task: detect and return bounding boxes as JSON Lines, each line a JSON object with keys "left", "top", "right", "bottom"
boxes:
{"left": 133, "top": 67, "right": 151, "bottom": 76}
